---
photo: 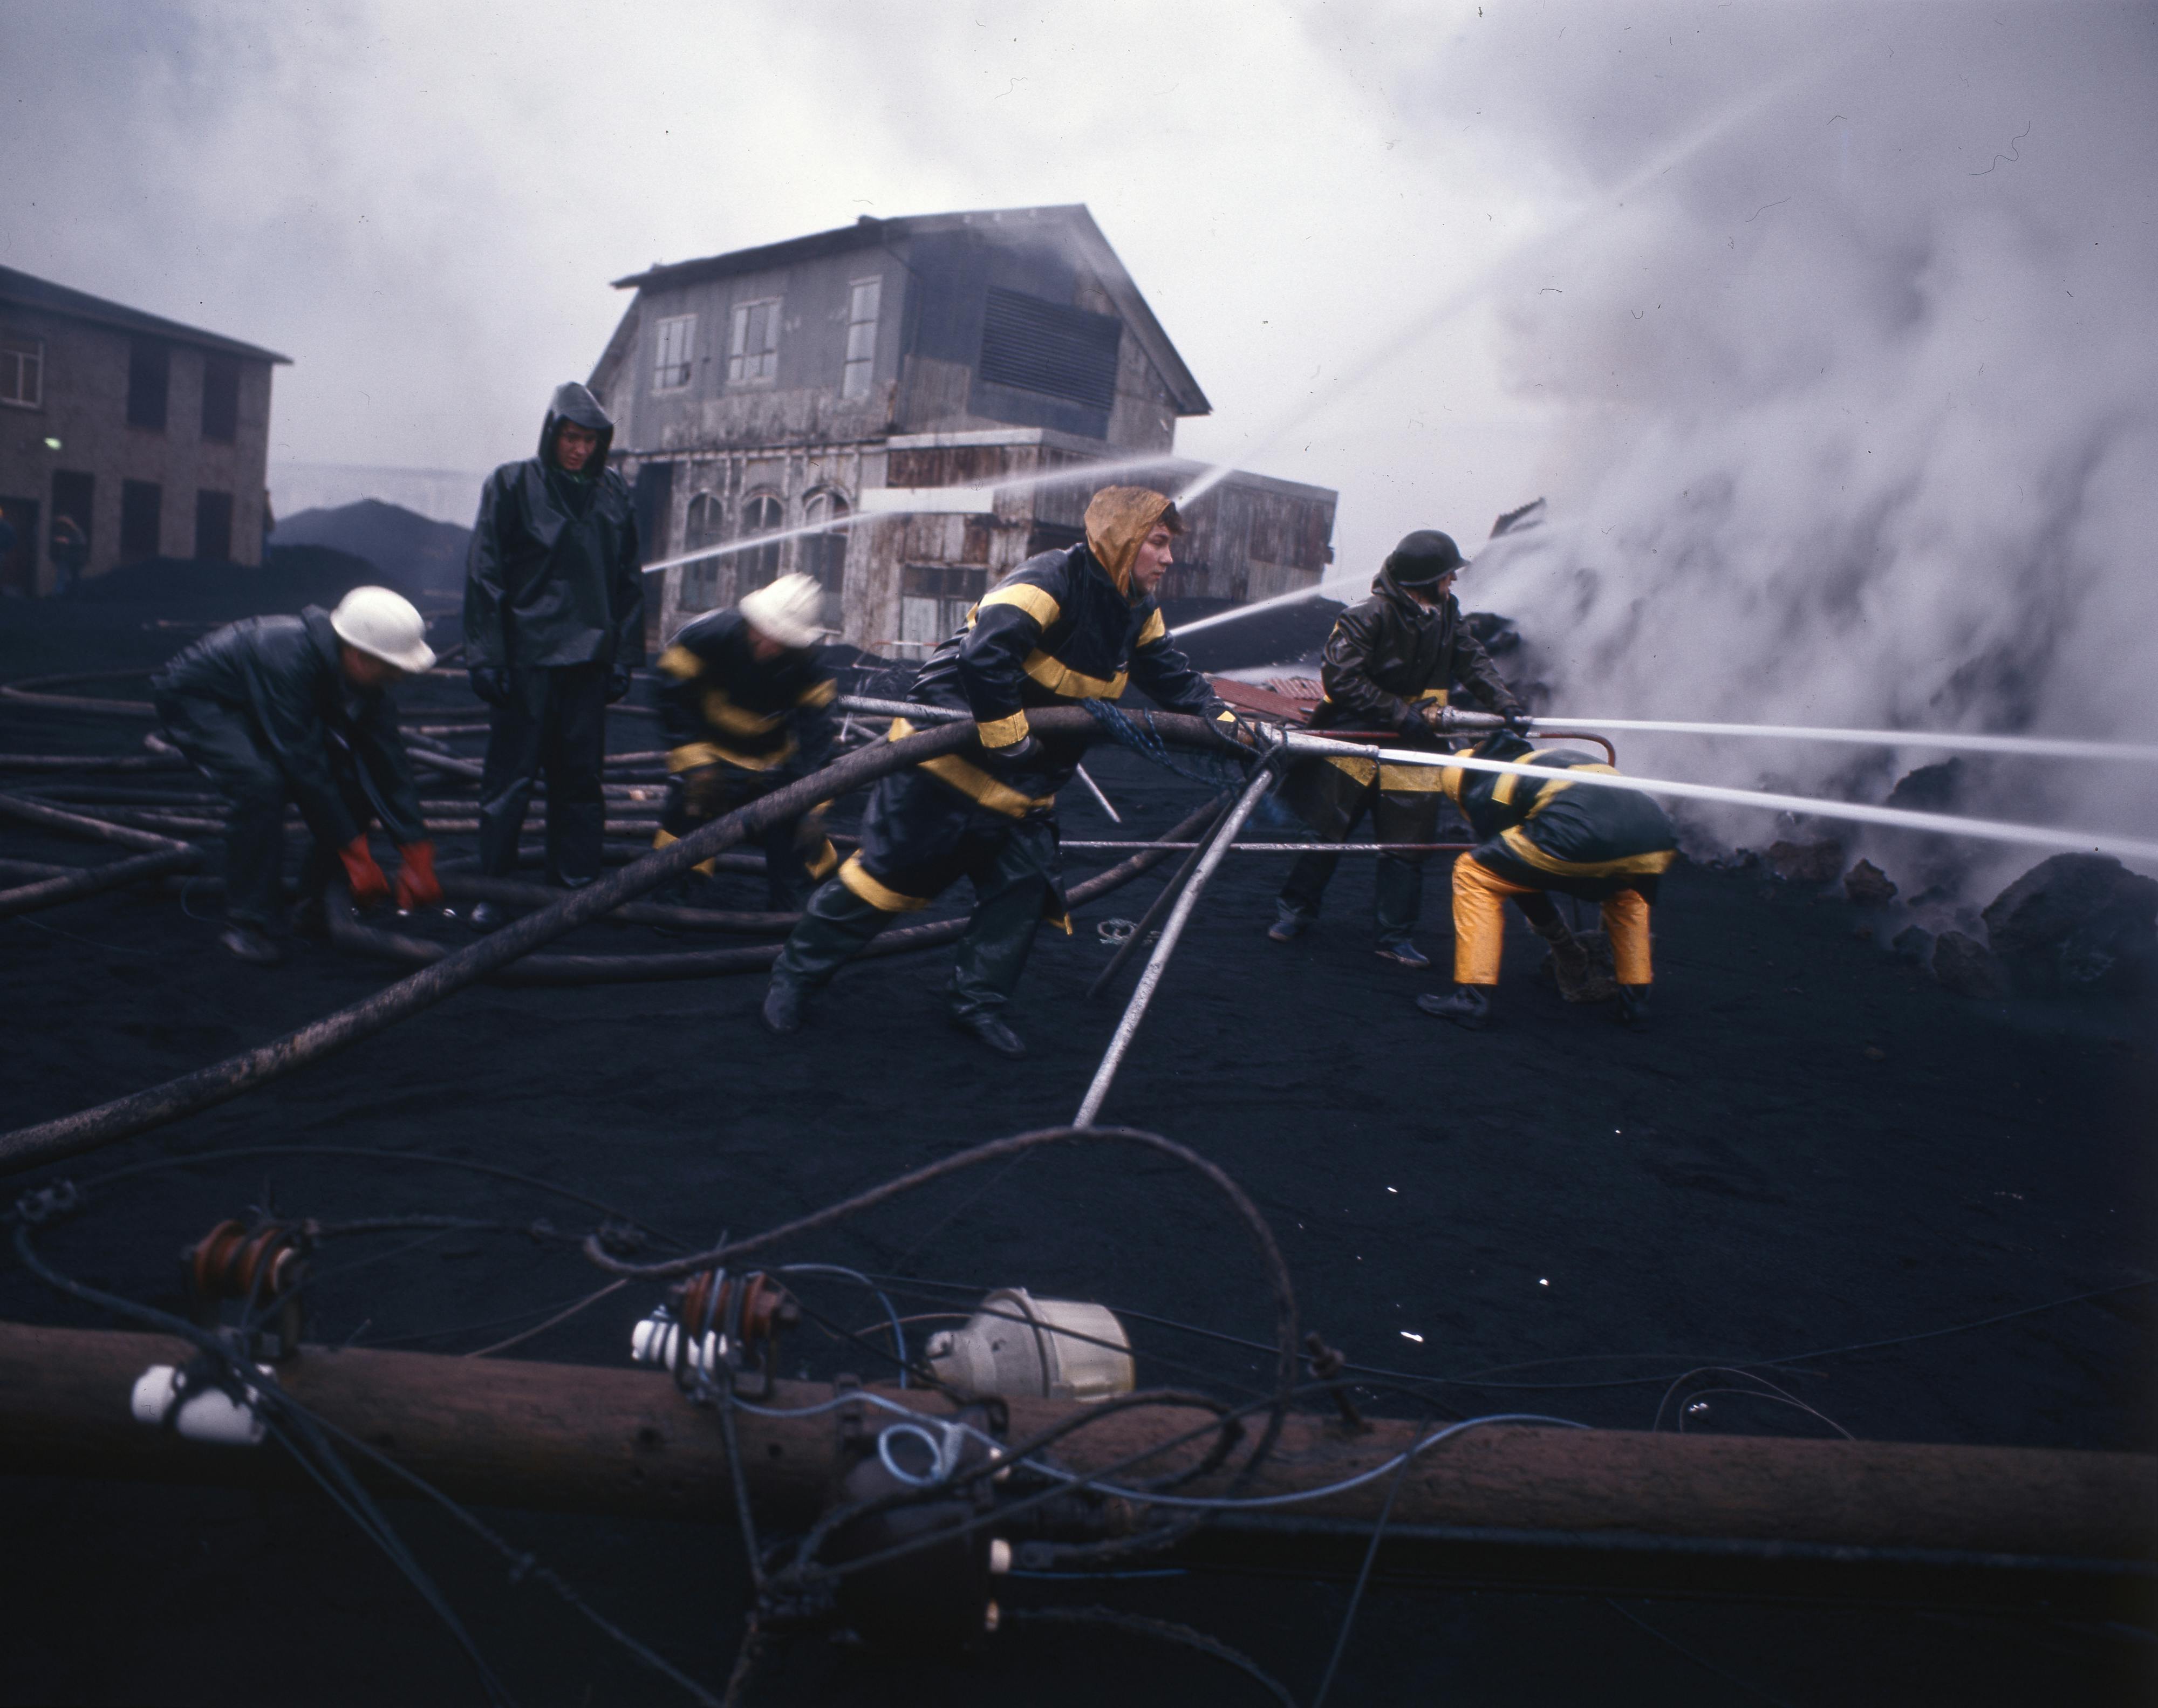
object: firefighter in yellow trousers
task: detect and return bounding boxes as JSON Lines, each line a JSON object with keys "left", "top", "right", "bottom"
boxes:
{"left": 1416, "top": 733, "right": 1677, "bottom": 1030}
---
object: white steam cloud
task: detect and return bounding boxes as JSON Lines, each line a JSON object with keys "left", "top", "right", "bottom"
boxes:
{"left": 1432, "top": 4, "right": 2158, "bottom": 903}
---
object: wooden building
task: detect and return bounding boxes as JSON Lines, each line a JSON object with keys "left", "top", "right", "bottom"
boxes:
{"left": 0, "top": 265, "right": 287, "bottom": 596}
{"left": 586, "top": 206, "right": 1335, "bottom": 651}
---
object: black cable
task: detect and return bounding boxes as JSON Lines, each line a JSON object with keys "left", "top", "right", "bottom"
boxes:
{"left": 1602, "top": 1598, "right": 1799, "bottom": 1707}
{"left": 1308, "top": 1404, "right": 1425, "bottom": 1707}
{"left": 1004, "top": 1607, "right": 1296, "bottom": 1707}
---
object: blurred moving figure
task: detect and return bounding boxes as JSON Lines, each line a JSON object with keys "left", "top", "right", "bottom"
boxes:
{"left": 462, "top": 382, "right": 643, "bottom": 926}
{"left": 653, "top": 572, "right": 839, "bottom": 911}
{"left": 151, "top": 586, "right": 440, "bottom": 965}
{"left": 1271, "top": 529, "right": 1527, "bottom": 968}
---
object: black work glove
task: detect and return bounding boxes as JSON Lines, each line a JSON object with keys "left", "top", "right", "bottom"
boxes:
{"left": 979, "top": 734, "right": 1041, "bottom": 776}
{"left": 1499, "top": 702, "right": 1534, "bottom": 734}
{"left": 468, "top": 665, "right": 509, "bottom": 708}
{"left": 604, "top": 667, "right": 632, "bottom": 704}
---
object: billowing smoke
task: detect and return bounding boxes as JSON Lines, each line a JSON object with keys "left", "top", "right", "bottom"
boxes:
{"left": 1432, "top": 4, "right": 2158, "bottom": 905}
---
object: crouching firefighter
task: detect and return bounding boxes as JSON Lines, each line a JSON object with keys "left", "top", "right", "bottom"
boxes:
{"left": 1271, "top": 529, "right": 1528, "bottom": 967}
{"left": 1415, "top": 733, "right": 1677, "bottom": 1029}
{"left": 653, "top": 572, "right": 839, "bottom": 910}
{"left": 150, "top": 587, "right": 442, "bottom": 965}
{"left": 761, "top": 487, "right": 1243, "bottom": 1058}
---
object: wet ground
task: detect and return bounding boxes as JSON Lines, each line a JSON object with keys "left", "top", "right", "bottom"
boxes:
{"left": 2, "top": 591, "right": 2152, "bottom": 1705}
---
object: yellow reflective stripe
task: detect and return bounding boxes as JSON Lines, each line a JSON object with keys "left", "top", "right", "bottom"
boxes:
{"left": 838, "top": 852, "right": 933, "bottom": 912}
{"left": 702, "top": 689, "right": 783, "bottom": 736}
{"left": 1136, "top": 609, "right": 1167, "bottom": 646}
{"left": 1497, "top": 825, "right": 1677, "bottom": 879}
{"left": 919, "top": 752, "right": 1056, "bottom": 816}
{"left": 1523, "top": 763, "right": 1617, "bottom": 820}
{"left": 667, "top": 737, "right": 795, "bottom": 773}
{"left": 1022, "top": 650, "right": 1126, "bottom": 699}
{"left": 805, "top": 840, "right": 839, "bottom": 880}
{"left": 797, "top": 679, "right": 837, "bottom": 708}
{"left": 976, "top": 709, "right": 1032, "bottom": 748}
{"left": 979, "top": 582, "right": 1062, "bottom": 628}
{"left": 657, "top": 645, "right": 702, "bottom": 681}
{"left": 1326, "top": 754, "right": 1378, "bottom": 787}
{"left": 1215, "top": 708, "right": 1238, "bottom": 722}
{"left": 1416, "top": 687, "right": 1451, "bottom": 704}
{"left": 651, "top": 827, "right": 715, "bottom": 876}
{"left": 1377, "top": 763, "right": 1455, "bottom": 792}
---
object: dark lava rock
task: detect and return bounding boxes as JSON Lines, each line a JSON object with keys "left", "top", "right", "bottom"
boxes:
{"left": 1843, "top": 859, "right": 1899, "bottom": 906}
{"left": 1932, "top": 929, "right": 2008, "bottom": 998}
{"left": 1981, "top": 853, "right": 2158, "bottom": 996}
{"left": 1891, "top": 925, "right": 1935, "bottom": 964}
{"left": 1887, "top": 758, "right": 1966, "bottom": 813}
{"left": 1767, "top": 838, "right": 1845, "bottom": 884}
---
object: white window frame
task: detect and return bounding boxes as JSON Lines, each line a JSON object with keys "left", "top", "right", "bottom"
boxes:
{"left": 0, "top": 336, "right": 43, "bottom": 409}
{"left": 652, "top": 315, "right": 696, "bottom": 392}
{"left": 728, "top": 299, "right": 782, "bottom": 385}
{"left": 841, "top": 277, "right": 882, "bottom": 401}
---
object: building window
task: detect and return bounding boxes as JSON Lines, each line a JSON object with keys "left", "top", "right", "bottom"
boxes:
{"left": 50, "top": 471, "right": 94, "bottom": 552}
{"left": 842, "top": 278, "right": 881, "bottom": 401}
{"left": 739, "top": 492, "right": 783, "bottom": 590}
{"left": 898, "top": 565, "right": 987, "bottom": 651}
{"left": 0, "top": 336, "right": 42, "bottom": 408}
{"left": 978, "top": 288, "right": 1121, "bottom": 410}
{"left": 120, "top": 480, "right": 163, "bottom": 562}
{"left": 801, "top": 488, "right": 851, "bottom": 630}
{"left": 680, "top": 491, "right": 725, "bottom": 611}
{"left": 127, "top": 339, "right": 170, "bottom": 432}
{"left": 728, "top": 299, "right": 781, "bottom": 384}
{"left": 201, "top": 356, "right": 240, "bottom": 443}
{"left": 194, "top": 490, "right": 234, "bottom": 562}
{"left": 653, "top": 315, "right": 695, "bottom": 392}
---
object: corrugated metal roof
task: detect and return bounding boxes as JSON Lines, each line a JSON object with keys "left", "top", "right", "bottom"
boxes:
{"left": 608, "top": 204, "right": 1208, "bottom": 417}
{"left": 0, "top": 264, "right": 291, "bottom": 364}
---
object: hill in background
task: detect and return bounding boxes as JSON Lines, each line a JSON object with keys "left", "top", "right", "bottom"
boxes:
{"left": 274, "top": 499, "right": 471, "bottom": 598}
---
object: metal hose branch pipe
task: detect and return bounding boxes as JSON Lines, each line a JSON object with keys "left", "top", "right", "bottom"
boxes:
{"left": 0, "top": 708, "right": 1242, "bottom": 1173}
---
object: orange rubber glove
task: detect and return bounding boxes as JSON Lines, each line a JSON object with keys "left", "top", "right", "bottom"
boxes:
{"left": 393, "top": 840, "right": 441, "bottom": 910}
{"left": 337, "top": 835, "right": 390, "bottom": 908}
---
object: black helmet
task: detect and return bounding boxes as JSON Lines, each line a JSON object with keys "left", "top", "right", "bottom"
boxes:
{"left": 1384, "top": 529, "right": 1466, "bottom": 587}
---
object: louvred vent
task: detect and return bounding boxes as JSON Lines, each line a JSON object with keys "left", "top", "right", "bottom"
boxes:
{"left": 979, "top": 288, "right": 1122, "bottom": 409}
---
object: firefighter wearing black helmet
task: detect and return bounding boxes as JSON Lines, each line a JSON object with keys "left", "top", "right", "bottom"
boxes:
{"left": 462, "top": 382, "right": 644, "bottom": 925}
{"left": 1269, "top": 529, "right": 1527, "bottom": 967}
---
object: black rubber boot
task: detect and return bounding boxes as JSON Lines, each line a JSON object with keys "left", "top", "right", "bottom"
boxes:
{"left": 1374, "top": 939, "right": 1430, "bottom": 969}
{"left": 1615, "top": 984, "right": 1652, "bottom": 1029}
{"left": 219, "top": 924, "right": 283, "bottom": 966}
{"left": 1267, "top": 901, "right": 1313, "bottom": 944}
{"left": 761, "top": 976, "right": 805, "bottom": 1035}
{"left": 1416, "top": 985, "right": 1492, "bottom": 1029}
{"left": 949, "top": 1009, "right": 1027, "bottom": 1058}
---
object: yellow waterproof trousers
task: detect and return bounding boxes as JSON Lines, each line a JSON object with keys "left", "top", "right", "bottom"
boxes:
{"left": 1452, "top": 855, "right": 1652, "bottom": 986}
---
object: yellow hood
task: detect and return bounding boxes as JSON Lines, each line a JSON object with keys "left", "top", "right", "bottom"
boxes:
{"left": 1083, "top": 487, "right": 1174, "bottom": 597}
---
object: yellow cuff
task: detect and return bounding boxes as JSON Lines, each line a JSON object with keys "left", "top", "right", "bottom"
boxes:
{"left": 977, "top": 709, "right": 1032, "bottom": 749}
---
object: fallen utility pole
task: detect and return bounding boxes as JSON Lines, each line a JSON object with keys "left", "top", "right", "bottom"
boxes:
{"left": 3, "top": 1321, "right": 2149, "bottom": 1614}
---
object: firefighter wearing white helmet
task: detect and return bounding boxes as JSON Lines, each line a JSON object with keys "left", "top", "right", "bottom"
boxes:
{"left": 150, "top": 587, "right": 442, "bottom": 964}
{"left": 650, "top": 573, "right": 841, "bottom": 910}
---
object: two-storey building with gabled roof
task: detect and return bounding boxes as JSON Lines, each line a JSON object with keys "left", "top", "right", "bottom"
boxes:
{"left": 587, "top": 205, "right": 1335, "bottom": 652}
{"left": 0, "top": 265, "right": 289, "bottom": 596}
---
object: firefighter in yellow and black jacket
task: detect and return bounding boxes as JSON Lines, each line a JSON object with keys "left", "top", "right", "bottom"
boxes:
{"left": 1416, "top": 733, "right": 1677, "bottom": 1030}
{"left": 761, "top": 487, "right": 1239, "bottom": 1058}
{"left": 1271, "top": 529, "right": 1527, "bottom": 967}
{"left": 653, "top": 573, "right": 839, "bottom": 911}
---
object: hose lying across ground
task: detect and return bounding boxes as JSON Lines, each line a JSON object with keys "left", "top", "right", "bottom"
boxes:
{"left": 0, "top": 708, "right": 1238, "bottom": 1174}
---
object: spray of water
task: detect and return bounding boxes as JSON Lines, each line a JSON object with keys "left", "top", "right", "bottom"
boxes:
{"left": 1533, "top": 719, "right": 2158, "bottom": 767}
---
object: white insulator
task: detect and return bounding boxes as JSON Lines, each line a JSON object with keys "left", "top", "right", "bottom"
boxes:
{"left": 128, "top": 1364, "right": 267, "bottom": 1447}
{"left": 630, "top": 1314, "right": 719, "bottom": 1375}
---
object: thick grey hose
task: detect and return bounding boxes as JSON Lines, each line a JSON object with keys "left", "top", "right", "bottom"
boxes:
{"left": 0, "top": 845, "right": 204, "bottom": 918}
{"left": 0, "top": 707, "right": 1237, "bottom": 1173}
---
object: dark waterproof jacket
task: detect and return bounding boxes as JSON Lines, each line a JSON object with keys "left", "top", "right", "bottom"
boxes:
{"left": 464, "top": 385, "right": 644, "bottom": 673}
{"left": 1312, "top": 569, "right": 1519, "bottom": 737}
{"left": 905, "top": 542, "right": 1233, "bottom": 816}
{"left": 151, "top": 606, "right": 426, "bottom": 848}
{"left": 1442, "top": 734, "right": 1678, "bottom": 899}
{"left": 656, "top": 609, "right": 836, "bottom": 778}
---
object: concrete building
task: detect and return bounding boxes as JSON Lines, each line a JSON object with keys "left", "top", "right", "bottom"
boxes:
{"left": 0, "top": 265, "right": 288, "bottom": 596}
{"left": 588, "top": 206, "right": 1335, "bottom": 652}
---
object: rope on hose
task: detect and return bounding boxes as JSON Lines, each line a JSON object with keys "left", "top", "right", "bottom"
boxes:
{"left": 1081, "top": 699, "right": 1249, "bottom": 791}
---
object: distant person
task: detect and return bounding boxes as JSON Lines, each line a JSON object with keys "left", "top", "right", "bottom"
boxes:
{"left": 1415, "top": 732, "right": 1677, "bottom": 1030}
{"left": 150, "top": 587, "right": 442, "bottom": 965}
{"left": 462, "top": 382, "right": 643, "bottom": 929}
{"left": 653, "top": 573, "right": 840, "bottom": 910}
{"left": 1268, "top": 529, "right": 1528, "bottom": 967}
{"left": 48, "top": 515, "right": 87, "bottom": 598}
{"left": 761, "top": 487, "right": 1242, "bottom": 1058}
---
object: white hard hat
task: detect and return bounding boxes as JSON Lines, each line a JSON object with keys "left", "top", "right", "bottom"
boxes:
{"left": 330, "top": 586, "right": 436, "bottom": 674}
{"left": 739, "top": 573, "right": 829, "bottom": 650}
